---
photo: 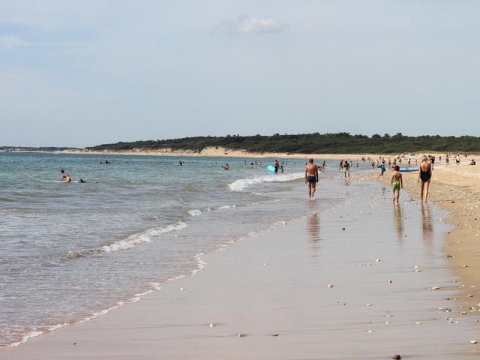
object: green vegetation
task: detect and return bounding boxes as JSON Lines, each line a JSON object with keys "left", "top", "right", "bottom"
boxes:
{"left": 87, "top": 133, "right": 480, "bottom": 154}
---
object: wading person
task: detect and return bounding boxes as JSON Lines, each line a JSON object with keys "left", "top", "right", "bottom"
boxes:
{"left": 305, "top": 158, "right": 319, "bottom": 200}
{"left": 418, "top": 155, "right": 432, "bottom": 202}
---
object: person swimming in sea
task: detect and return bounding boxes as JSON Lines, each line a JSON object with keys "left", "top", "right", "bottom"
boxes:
{"left": 418, "top": 155, "right": 432, "bottom": 202}
{"left": 60, "top": 170, "right": 71, "bottom": 183}
{"left": 391, "top": 165, "right": 403, "bottom": 203}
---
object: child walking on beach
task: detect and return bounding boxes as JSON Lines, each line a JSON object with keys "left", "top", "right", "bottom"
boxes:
{"left": 391, "top": 166, "right": 403, "bottom": 203}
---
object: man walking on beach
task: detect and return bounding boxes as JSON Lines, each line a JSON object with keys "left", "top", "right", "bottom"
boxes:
{"left": 305, "top": 158, "right": 319, "bottom": 200}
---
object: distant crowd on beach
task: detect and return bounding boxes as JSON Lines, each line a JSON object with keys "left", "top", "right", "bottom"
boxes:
{"left": 59, "top": 153, "right": 476, "bottom": 203}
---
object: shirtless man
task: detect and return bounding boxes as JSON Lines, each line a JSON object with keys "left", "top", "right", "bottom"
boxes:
{"left": 60, "top": 170, "right": 71, "bottom": 183}
{"left": 305, "top": 158, "right": 319, "bottom": 199}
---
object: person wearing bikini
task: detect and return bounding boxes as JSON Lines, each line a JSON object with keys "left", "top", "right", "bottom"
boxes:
{"left": 418, "top": 155, "right": 432, "bottom": 202}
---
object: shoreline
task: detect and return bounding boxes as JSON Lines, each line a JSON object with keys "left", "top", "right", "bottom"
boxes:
{"left": 375, "top": 163, "right": 480, "bottom": 309}
{"left": 2, "top": 166, "right": 479, "bottom": 358}
{"left": 60, "top": 147, "right": 480, "bottom": 161}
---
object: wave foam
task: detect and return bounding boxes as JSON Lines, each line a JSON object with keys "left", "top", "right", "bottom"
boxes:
{"left": 64, "top": 221, "right": 188, "bottom": 260}
{"left": 228, "top": 172, "right": 304, "bottom": 191}
{"left": 188, "top": 209, "right": 202, "bottom": 216}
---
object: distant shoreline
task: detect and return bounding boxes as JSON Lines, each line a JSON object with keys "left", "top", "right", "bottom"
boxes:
{"left": 59, "top": 147, "right": 471, "bottom": 161}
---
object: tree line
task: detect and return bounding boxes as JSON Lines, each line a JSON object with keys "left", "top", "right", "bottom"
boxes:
{"left": 86, "top": 132, "right": 480, "bottom": 154}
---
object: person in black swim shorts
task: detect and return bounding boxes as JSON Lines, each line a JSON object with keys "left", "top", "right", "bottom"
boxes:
{"left": 305, "top": 158, "right": 319, "bottom": 200}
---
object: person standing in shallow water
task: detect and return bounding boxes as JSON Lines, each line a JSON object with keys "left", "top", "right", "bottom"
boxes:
{"left": 418, "top": 155, "right": 432, "bottom": 202}
{"left": 391, "top": 165, "right": 403, "bottom": 203}
{"left": 305, "top": 158, "right": 319, "bottom": 200}
{"left": 273, "top": 159, "right": 279, "bottom": 173}
{"left": 60, "top": 170, "right": 71, "bottom": 182}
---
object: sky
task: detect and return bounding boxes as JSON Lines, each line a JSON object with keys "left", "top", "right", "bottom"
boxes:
{"left": 1, "top": 0, "right": 479, "bottom": 147}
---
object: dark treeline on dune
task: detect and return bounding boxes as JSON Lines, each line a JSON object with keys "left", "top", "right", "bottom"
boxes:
{"left": 87, "top": 133, "right": 480, "bottom": 154}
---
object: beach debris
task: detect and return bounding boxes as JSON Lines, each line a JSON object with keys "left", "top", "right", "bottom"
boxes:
{"left": 429, "top": 287, "right": 441, "bottom": 290}
{"left": 237, "top": 333, "right": 247, "bottom": 338}
{"left": 271, "top": 333, "right": 279, "bottom": 337}
{"left": 376, "top": 259, "right": 381, "bottom": 262}
{"left": 180, "top": 288, "right": 186, "bottom": 291}
{"left": 209, "top": 323, "right": 215, "bottom": 328}
{"left": 388, "top": 280, "right": 393, "bottom": 284}
{"left": 463, "top": 265, "right": 469, "bottom": 268}
{"left": 328, "top": 284, "right": 334, "bottom": 288}
{"left": 342, "top": 227, "right": 346, "bottom": 230}
{"left": 366, "top": 304, "right": 373, "bottom": 307}
{"left": 392, "top": 355, "right": 402, "bottom": 360}
{"left": 367, "top": 330, "right": 373, "bottom": 333}
{"left": 263, "top": 262, "right": 269, "bottom": 266}
{"left": 470, "top": 340, "right": 478, "bottom": 344}
{"left": 73, "top": 342, "right": 77, "bottom": 345}
{"left": 415, "top": 321, "right": 422, "bottom": 325}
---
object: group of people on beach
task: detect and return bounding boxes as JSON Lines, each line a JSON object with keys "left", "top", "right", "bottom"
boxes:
{"left": 304, "top": 155, "right": 435, "bottom": 203}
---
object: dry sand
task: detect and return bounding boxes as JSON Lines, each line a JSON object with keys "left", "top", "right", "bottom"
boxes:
{"left": 61, "top": 146, "right": 422, "bottom": 161}
{"left": 3, "top": 172, "right": 479, "bottom": 359}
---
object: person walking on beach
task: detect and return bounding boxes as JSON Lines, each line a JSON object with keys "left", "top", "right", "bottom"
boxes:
{"left": 60, "top": 170, "right": 71, "bottom": 183}
{"left": 344, "top": 160, "right": 350, "bottom": 178}
{"left": 378, "top": 161, "right": 386, "bottom": 178}
{"left": 305, "top": 158, "right": 319, "bottom": 200}
{"left": 391, "top": 166, "right": 403, "bottom": 203}
{"left": 418, "top": 155, "right": 432, "bottom": 202}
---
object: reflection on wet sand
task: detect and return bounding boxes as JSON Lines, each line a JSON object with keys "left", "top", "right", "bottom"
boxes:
{"left": 421, "top": 202, "right": 433, "bottom": 243}
{"left": 307, "top": 213, "right": 321, "bottom": 255}
{"left": 392, "top": 203, "right": 404, "bottom": 243}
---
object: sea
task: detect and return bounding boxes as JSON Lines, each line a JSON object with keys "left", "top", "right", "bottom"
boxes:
{"left": 0, "top": 152, "right": 371, "bottom": 348}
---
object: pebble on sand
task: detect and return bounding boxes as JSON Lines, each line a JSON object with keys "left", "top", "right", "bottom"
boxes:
{"left": 180, "top": 288, "right": 186, "bottom": 291}
{"left": 328, "top": 284, "right": 334, "bottom": 288}
{"left": 392, "top": 355, "right": 402, "bottom": 360}
{"left": 237, "top": 333, "right": 247, "bottom": 338}
{"left": 470, "top": 340, "right": 478, "bottom": 344}
{"left": 388, "top": 280, "right": 393, "bottom": 284}
{"left": 209, "top": 323, "right": 215, "bottom": 328}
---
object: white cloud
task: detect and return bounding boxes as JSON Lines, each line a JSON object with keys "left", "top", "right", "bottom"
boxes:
{"left": 224, "top": 16, "right": 287, "bottom": 34}
{"left": 0, "top": 35, "right": 29, "bottom": 50}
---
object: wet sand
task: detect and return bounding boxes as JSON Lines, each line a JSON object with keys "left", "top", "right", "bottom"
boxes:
{"left": 375, "top": 161, "right": 480, "bottom": 311}
{"left": 3, "top": 178, "right": 479, "bottom": 359}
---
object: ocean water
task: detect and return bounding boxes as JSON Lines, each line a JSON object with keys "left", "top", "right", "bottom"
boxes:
{"left": 0, "top": 152, "right": 369, "bottom": 348}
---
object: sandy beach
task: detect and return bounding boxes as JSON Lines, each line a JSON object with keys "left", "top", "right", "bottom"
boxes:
{"left": 375, "top": 160, "right": 480, "bottom": 311}
{"left": 60, "top": 146, "right": 428, "bottom": 161}
{"left": 3, "top": 158, "right": 480, "bottom": 359}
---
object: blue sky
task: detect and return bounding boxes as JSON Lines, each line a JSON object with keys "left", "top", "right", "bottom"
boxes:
{"left": 1, "top": 0, "right": 479, "bottom": 147}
